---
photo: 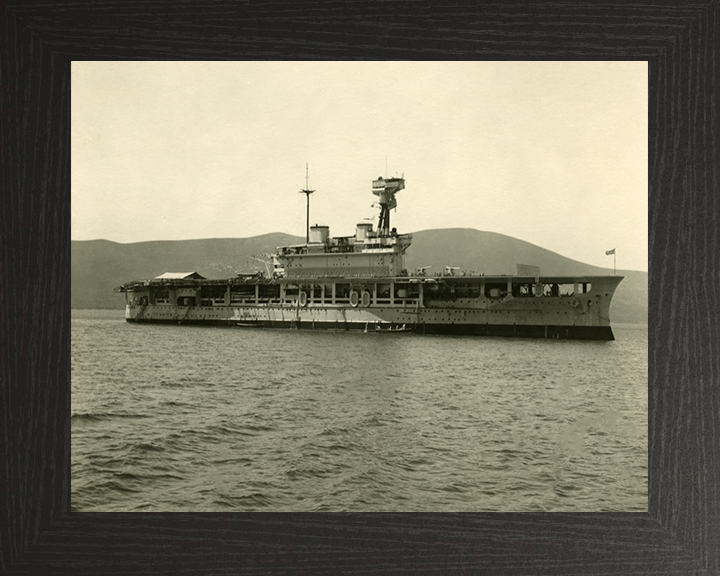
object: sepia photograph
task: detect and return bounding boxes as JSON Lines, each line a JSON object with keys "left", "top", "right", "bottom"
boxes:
{"left": 71, "top": 61, "right": 647, "bottom": 512}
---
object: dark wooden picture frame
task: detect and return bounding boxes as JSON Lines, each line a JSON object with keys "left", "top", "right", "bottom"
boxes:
{"left": 2, "top": 2, "right": 717, "bottom": 574}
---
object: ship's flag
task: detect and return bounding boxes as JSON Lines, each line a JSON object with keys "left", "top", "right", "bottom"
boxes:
{"left": 605, "top": 248, "right": 615, "bottom": 255}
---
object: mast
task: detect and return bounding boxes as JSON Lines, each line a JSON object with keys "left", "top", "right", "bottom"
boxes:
{"left": 298, "top": 163, "right": 314, "bottom": 244}
{"left": 372, "top": 175, "right": 405, "bottom": 235}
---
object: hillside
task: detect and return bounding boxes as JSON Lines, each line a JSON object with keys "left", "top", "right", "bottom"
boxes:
{"left": 71, "top": 233, "right": 303, "bottom": 310}
{"left": 72, "top": 229, "right": 647, "bottom": 323}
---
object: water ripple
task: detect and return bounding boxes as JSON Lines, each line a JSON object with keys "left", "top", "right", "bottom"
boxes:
{"left": 72, "top": 311, "right": 648, "bottom": 512}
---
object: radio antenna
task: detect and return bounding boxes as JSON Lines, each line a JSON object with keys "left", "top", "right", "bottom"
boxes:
{"left": 299, "top": 163, "right": 314, "bottom": 244}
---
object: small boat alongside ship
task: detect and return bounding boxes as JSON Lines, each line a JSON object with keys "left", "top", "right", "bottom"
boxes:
{"left": 118, "top": 174, "right": 622, "bottom": 340}
{"left": 366, "top": 322, "right": 411, "bottom": 333}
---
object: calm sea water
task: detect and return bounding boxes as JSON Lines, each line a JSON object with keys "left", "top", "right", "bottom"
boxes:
{"left": 71, "top": 309, "right": 647, "bottom": 512}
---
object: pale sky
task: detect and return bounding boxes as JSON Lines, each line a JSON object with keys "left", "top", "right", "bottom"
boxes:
{"left": 72, "top": 61, "right": 647, "bottom": 271}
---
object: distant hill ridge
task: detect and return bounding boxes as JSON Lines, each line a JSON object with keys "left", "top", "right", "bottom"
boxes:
{"left": 71, "top": 229, "right": 647, "bottom": 323}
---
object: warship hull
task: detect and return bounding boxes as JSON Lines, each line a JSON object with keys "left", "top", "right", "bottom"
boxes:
{"left": 119, "top": 174, "right": 623, "bottom": 340}
{"left": 125, "top": 314, "right": 614, "bottom": 340}
{"left": 122, "top": 274, "right": 622, "bottom": 340}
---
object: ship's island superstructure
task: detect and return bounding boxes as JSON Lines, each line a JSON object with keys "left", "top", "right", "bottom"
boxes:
{"left": 119, "top": 175, "right": 622, "bottom": 339}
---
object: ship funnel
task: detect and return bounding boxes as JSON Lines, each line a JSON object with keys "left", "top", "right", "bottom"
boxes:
{"left": 309, "top": 225, "right": 329, "bottom": 243}
{"left": 355, "top": 222, "right": 373, "bottom": 241}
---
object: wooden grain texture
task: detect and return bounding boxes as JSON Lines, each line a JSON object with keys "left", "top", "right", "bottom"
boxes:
{"left": 1, "top": 1, "right": 717, "bottom": 574}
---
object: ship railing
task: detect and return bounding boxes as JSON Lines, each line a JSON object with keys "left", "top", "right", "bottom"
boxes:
{"left": 281, "top": 272, "right": 400, "bottom": 280}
